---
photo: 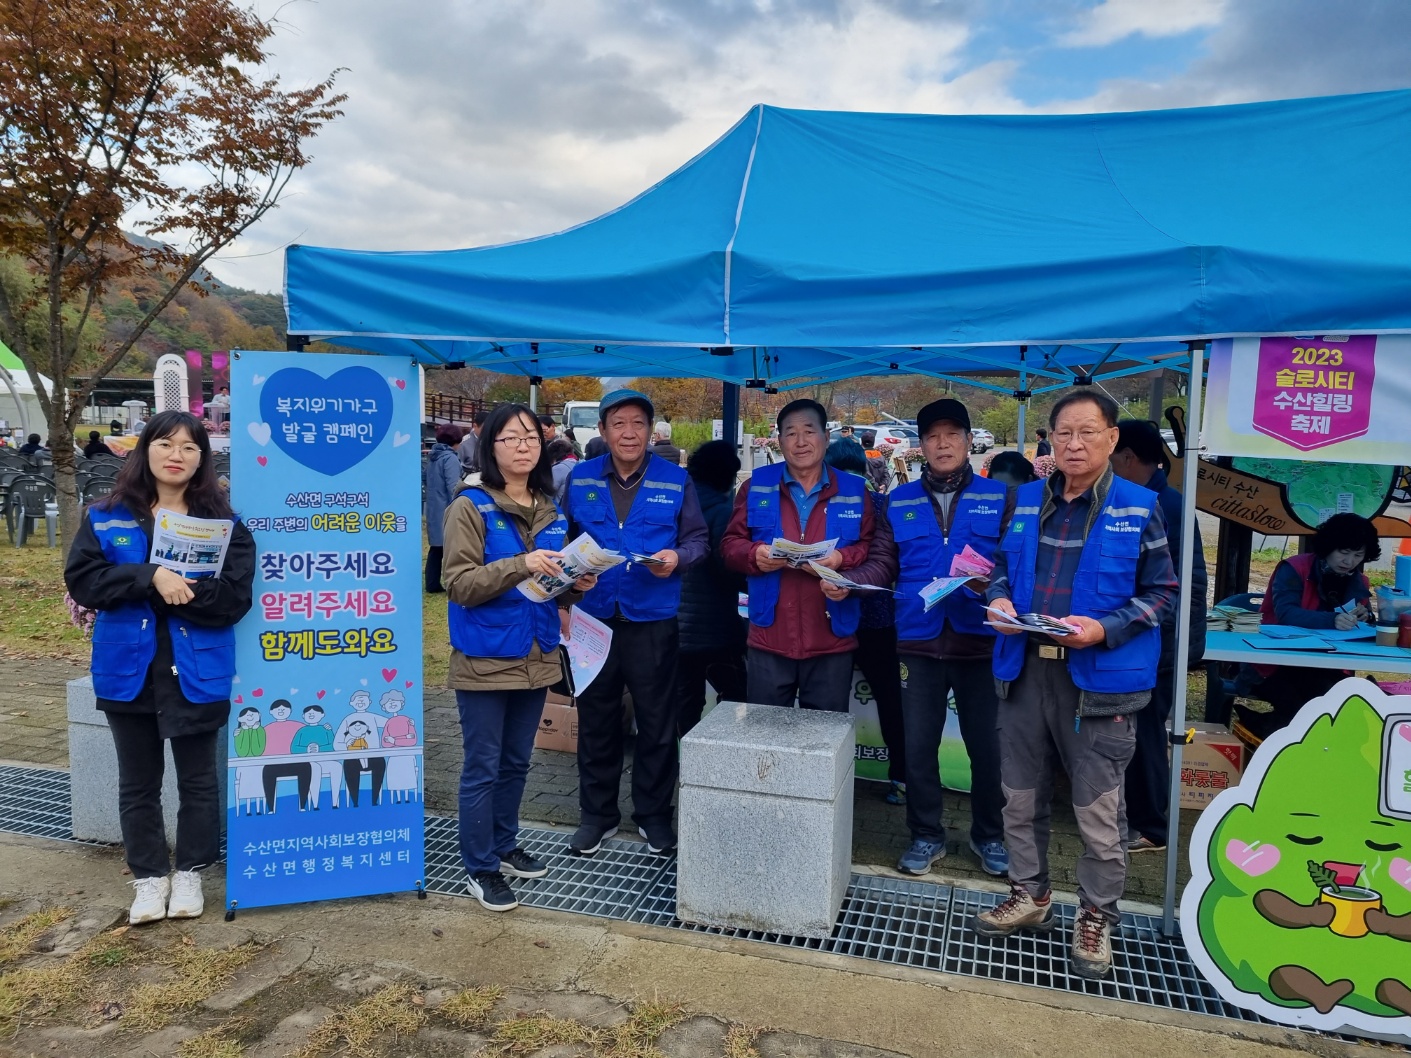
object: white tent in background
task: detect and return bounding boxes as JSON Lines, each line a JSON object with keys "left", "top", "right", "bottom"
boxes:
{"left": 0, "top": 341, "right": 50, "bottom": 438}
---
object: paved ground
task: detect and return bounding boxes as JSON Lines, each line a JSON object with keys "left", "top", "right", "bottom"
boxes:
{"left": 0, "top": 831, "right": 1368, "bottom": 1058}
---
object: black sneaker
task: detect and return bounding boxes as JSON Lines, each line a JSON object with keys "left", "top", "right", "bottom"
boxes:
{"left": 637, "top": 823, "right": 677, "bottom": 855}
{"left": 499, "top": 848, "right": 549, "bottom": 879}
{"left": 568, "top": 822, "right": 618, "bottom": 856}
{"left": 467, "top": 871, "right": 518, "bottom": 912}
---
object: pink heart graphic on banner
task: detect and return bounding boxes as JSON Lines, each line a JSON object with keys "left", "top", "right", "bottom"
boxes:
{"left": 404, "top": 680, "right": 413, "bottom": 688}
{"left": 256, "top": 456, "right": 268, "bottom": 467}
{"left": 316, "top": 690, "right": 326, "bottom": 700}
{"left": 381, "top": 668, "right": 397, "bottom": 682}
{"left": 233, "top": 695, "right": 242, "bottom": 704}
{"left": 1226, "top": 839, "right": 1281, "bottom": 877}
{"left": 393, "top": 378, "right": 406, "bottom": 390}
{"left": 1399, "top": 723, "right": 1411, "bottom": 743}
{"left": 251, "top": 688, "right": 264, "bottom": 698}
{"left": 1391, "top": 858, "right": 1411, "bottom": 893}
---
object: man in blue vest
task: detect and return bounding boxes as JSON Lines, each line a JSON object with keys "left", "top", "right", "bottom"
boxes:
{"left": 975, "top": 390, "right": 1176, "bottom": 981}
{"left": 863, "top": 399, "right": 1013, "bottom": 879}
{"left": 721, "top": 398, "right": 877, "bottom": 713}
{"left": 563, "top": 390, "right": 709, "bottom": 858}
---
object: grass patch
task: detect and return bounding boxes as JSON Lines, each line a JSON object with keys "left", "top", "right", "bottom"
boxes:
{"left": 121, "top": 940, "right": 261, "bottom": 1032}
{"left": 480, "top": 999, "right": 688, "bottom": 1058}
{"left": 0, "top": 950, "right": 94, "bottom": 1034}
{"left": 178, "top": 1027, "right": 245, "bottom": 1058}
{"left": 723, "top": 1024, "right": 763, "bottom": 1058}
{"left": 0, "top": 544, "right": 88, "bottom": 659}
{"left": 295, "top": 982, "right": 425, "bottom": 1058}
{"left": 422, "top": 582, "right": 449, "bottom": 689}
{"left": 437, "top": 983, "right": 502, "bottom": 1029}
{"left": 485, "top": 1013, "right": 599, "bottom": 1056}
{"left": 0, "top": 906, "right": 72, "bottom": 965}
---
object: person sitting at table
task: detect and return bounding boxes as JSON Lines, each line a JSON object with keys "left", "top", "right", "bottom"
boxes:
{"left": 1234, "top": 513, "right": 1378, "bottom": 740}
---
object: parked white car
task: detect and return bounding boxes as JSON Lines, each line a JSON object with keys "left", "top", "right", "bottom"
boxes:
{"left": 970, "top": 428, "right": 994, "bottom": 453}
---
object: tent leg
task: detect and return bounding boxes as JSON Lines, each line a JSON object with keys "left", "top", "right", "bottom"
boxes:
{"left": 722, "top": 382, "right": 740, "bottom": 455}
{"left": 1162, "top": 340, "right": 1205, "bottom": 937}
{"left": 529, "top": 382, "right": 538, "bottom": 413}
{"left": 1016, "top": 402, "right": 1026, "bottom": 455}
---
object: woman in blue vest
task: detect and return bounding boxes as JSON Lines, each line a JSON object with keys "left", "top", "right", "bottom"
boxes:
{"left": 64, "top": 411, "right": 254, "bottom": 926}
{"left": 441, "top": 403, "right": 598, "bottom": 912}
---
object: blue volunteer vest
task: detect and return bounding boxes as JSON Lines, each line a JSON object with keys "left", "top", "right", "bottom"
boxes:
{"left": 447, "top": 489, "right": 569, "bottom": 659}
{"left": 992, "top": 476, "right": 1161, "bottom": 693}
{"left": 744, "top": 462, "right": 866, "bottom": 638}
{"left": 887, "top": 478, "right": 1005, "bottom": 641}
{"left": 564, "top": 454, "right": 687, "bottom": 622}
{"left": 87, "top": 502, "right": 237, "bottom": 704}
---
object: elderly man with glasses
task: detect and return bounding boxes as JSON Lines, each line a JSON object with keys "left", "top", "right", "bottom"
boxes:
{"left": 975, "top": 390, "right": 1176, "bottom": 981}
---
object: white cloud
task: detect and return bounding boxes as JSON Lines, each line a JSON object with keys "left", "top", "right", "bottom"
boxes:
{"left": 1058, "top": 0, "right": 1226, "bottom": 48}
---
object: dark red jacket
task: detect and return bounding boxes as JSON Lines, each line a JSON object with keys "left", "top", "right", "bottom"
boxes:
{"left": 721, "top": 465, "right": 876, "bottom": 659}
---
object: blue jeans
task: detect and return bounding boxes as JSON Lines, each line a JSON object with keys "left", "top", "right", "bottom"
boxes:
{"left": 456, "top": 687, "right": 546, "bottom": 875}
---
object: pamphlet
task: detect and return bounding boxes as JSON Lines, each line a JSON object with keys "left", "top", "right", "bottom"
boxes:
{"left": 919, "top": 576, "right": 979, "bottom": 612}
{"left": 983, "top": 605, "right": 1079, "bottom": 637}
{"left": 563, "top": 607, "right": 613, "bottom": 694}
{"left": 518, "top": 532, "right": 626, "bottom": 603}
{"left": 949, "top": 544, "right": 994, "bottom": 581}
{"left": 769, "top": 537, "right": 839, "bottom": 567}
{"left": 807, "top": 560, "right": 894, "bottom": 593}
{"left": 149, "top": 509, "right": 234, "bottom": 579}
{"left": 629, "top": 552, "right": 667, "bottom": 566}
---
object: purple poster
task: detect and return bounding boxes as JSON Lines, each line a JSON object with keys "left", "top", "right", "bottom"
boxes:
{"left": 1250, "top": 335, "right": 1376, "bottom": 451}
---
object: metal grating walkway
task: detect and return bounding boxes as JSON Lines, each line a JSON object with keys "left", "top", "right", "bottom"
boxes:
{"left": 0, "top": 764, "right": 1393, "bottom": 1046}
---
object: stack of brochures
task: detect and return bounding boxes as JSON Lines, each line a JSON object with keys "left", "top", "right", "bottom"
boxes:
{"left": 1207, "top": 605, "right": 1261, "bottom": 633}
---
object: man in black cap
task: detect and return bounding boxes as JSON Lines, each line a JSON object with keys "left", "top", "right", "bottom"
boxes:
{"left": 722, "top": 398, "right": 880, "bottom": 713}
{"left": 854, "top": 398, "right": 1014, "bottom": 879}
{"left": 563, "top": 389, "right": 709, "bottom": 857}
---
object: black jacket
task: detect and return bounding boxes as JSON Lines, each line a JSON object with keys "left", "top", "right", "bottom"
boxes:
{"left": 65, "top": 506, "right": 256, "bottom": 737}
{"left": 678, "top": 481, "right": 746, "bottom": 654}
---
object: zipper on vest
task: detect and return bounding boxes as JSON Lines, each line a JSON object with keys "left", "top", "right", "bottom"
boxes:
{"left": 175, "top": 624, "right": 188, "bottom": 677}
{"left": 141, "top": 618, "right": 148, "bottom": 630}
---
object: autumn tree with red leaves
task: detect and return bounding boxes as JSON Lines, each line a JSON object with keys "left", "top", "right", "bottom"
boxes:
{"left": 0, "top": 0, "right": 343, "bottom": 546}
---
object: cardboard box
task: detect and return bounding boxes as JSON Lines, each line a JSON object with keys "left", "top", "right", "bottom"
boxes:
{"left": 1179, "top": 722, "right": 1247, "bottom": 810}
{"left": 536, "top": 693, "right": 578, "bottom": 753}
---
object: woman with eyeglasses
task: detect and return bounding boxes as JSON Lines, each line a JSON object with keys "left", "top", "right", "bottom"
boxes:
{"left": 441, "top": 403, "right": 598, "bottom": 911}
{"left": 64, "top": 410, "right": 254, "bottom": 925}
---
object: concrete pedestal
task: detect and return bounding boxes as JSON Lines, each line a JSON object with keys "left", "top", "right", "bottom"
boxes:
{"left": 67, "top": 676, "right": 227, "bottom": 846}
{"left": 677, "top": 701, "right": 854, "bottom": 938}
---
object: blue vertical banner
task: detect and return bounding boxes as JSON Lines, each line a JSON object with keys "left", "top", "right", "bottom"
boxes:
{"left": 227, "top": 350, "right": 425, "bottom": 911}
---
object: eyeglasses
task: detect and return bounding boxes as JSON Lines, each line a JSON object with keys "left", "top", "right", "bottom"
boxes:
{"left": 1051, "top": 428, "right": 1111, "bottom": 446}
{"left": 150, "top": 439, "right": 202, "bottom": 459}
{"left": 494, "top": 435, "right": 542, "bottom": 450}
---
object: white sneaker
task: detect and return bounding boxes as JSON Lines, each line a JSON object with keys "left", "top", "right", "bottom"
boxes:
{"left": 129, "top": 875, "right": 171, "bottom": 925}
{"left": 167, "top": 869, "right": 204, "bottom": 919}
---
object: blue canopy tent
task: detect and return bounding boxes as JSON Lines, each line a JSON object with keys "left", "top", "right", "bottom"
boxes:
{"left": 283, "top": 88, "right": 1411, "bottom": 933}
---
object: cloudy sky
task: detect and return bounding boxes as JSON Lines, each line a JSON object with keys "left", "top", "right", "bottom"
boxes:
{"left": 205, "top": 0, "right": 1411, "bottom": 293}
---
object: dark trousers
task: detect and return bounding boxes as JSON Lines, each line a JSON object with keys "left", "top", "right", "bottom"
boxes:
{"left": 854, "top": 626, "right": 907, "bottom": 783}
{"left": 676, "top": 646, "right": 747, "bottom": 737}
{"left": 106, "top": 712, "right": 221, "bottom": 879}
{"left": 261, "top": 762, "right": 313, "bottom": 811}
{"left": 899, "top": 655, "right": 1003, "bottom": 846}
{"left": 1124, "top": 666, "right": 1175, "bottom": 845}
{"left": 746, "top": 647, "right": 853, "bottom": 713}
{"left": 576, "top": 617, "right": 680, "bottom": 829}
{"left": 456, "top": 687, "right": 545, "bottom": 875}
{"left": 342, "top": 757, "right": 387, "bottom": 807}
{"left": 426, "top": 546, "right": 444, "bottom": 593}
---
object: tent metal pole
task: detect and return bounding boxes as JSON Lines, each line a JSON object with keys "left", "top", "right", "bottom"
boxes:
{"left": 1015, "top": 347, "right": 1027, "bottom": 453}
{"left": 0, "top": 363, "right": 31, "bottom": 437}
{"left": 722, "top": 382, "right": 740, "bottom": 455}
{"left": 1162, "top": 338, "right": 1206, "bottom": 937}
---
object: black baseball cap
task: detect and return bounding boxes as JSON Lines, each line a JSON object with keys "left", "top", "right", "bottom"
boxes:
{"left": 917, "top": 398, "right": 971, "bottom": 435}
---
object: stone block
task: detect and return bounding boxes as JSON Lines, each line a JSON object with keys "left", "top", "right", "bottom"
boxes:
{"left": 678, "top": 702, "right": 853, "bottom": 939}
{"left": 67, "top": 676, "right": 227, "bottom": 845}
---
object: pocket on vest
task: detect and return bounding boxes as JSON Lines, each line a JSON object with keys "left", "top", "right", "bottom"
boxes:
{"left": 192, "top": 640, "right": 236, "bottom": 680}
{"left": 1095, "top": 533, "right": 1140, "bottom": 600}
{"left": 91, "top": 620, "right": 145, "bottom": 676}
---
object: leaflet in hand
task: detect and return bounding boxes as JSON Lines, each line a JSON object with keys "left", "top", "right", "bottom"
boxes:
{"left": 770, "top": 537, "right": 838, "bottom": 567}
{"left": 149, "top": 509, "right": 234, "bottom": 579}
{"left": 518, "top": 532, "right": 625, "bottom": 603}
{"left": 808, "top": 560, "right": 894, "bottom": 593}
{"left": 919, "top": 576, "right": 978, "bottom": 611}
{"left": 983, "top": 604, "right": 1080, "bottom": 636}
{"left": 563, "top": 606, "right": 613, "bottom": 694}
{"left": 629, "top": 552, "right": 667, "bottom": 566}
{"left": 948, "top": 545, "right": 994, "bottom": 581}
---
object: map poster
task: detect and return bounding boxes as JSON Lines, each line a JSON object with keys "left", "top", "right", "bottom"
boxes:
{"left": 1192, "top": 458, "right": 1406, "bottom": 536}
{"left": 227, "top": 350, "right": 425, "bottom": 912}
{"left": 1204, "top": 335, "right": 1411, "bottom": 465}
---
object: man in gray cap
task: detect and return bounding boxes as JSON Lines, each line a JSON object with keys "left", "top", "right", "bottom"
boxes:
{"left": 562, "top": 389, "right": 709, "bottom": 857}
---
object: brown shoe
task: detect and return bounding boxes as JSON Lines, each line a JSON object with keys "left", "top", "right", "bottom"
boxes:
{"left": 973, "top": 883, "right": 1055, "bottom": 937}
{"left": 1071, "top": 905, "right": 1113, "bottom": 979}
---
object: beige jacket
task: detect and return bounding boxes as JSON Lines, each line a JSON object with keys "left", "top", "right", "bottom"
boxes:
{"left": 441, "top": 481, "right": 578, "bottom": 691}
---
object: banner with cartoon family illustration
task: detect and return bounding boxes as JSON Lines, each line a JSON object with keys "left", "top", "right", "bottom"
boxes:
{"left": 1184, "top": 678, "right": 1411, "bottom": 1043}
{"left": 227, "top": 350, "right": 425, "bottom": 911}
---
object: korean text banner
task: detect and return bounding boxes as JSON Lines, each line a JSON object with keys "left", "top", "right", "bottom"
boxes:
{"left": 1203, "top": 335, "right": 1411, "bottom": 465}
{"left": 227, "top": 350, "right": 425, "bottom": 911}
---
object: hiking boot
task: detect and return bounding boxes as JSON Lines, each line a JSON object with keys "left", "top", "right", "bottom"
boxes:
{"left": 637, "top": 824, "right": 677, "bottom": 855}
{"left": 129, "top": 875, "right": 170, "bottom": 926}
{"left": 896, "top": 839, "right": 946, "bottom": 875}
{"left": 968, "top": 839, "right": 1010, "bottom": 877}
{"left": 973, "top": 883, "right": 1055, "bottom": 937}
{"left": 1071, "top": 905, "right": 1113, "bottom": 979}
{"left": 166, "top": 869, "right": 204, "bottom": 919}
{"left": 568, "top": 822, "right": 618, "bottom": 856}
{"left": 499, "top": 848, "right": 549, "bottom": 879}
{"left": 467, "top": 871, "right": 518, "bottom": 912}
{"left": 1125, "top": 834, "right": 1165, "bottom": 855}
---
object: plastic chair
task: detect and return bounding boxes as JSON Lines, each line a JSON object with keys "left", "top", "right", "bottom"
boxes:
{"left": 81, "top": 479, "right": 115, "bottom": 505}
{"left": 1204, "top": 592, "right": 1265, "bottom": 724}
{"left": 8, "top": 475, "right": 57, "bottom": 547}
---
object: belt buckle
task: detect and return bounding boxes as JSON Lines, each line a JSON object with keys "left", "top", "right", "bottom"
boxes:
{"left": 1038, "top": 644, "right": 1066, "bottom": 661}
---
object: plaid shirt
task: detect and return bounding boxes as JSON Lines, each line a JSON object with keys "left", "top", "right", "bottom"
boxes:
{"left": 988, "top": 469, "right": 1177, "bottom": 649}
